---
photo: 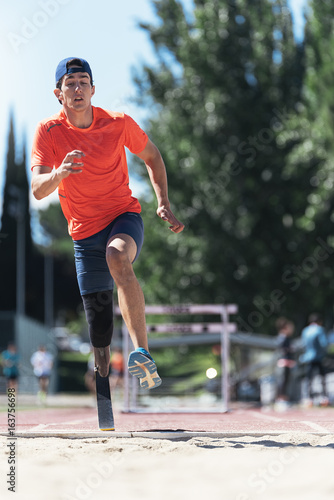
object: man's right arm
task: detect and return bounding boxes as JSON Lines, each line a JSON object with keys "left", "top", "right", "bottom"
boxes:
{"left": 31, "top": 150, "right": 85, "bottom": 200}
{"left": 31, "top": 165, "right": 61, "bottom": 200}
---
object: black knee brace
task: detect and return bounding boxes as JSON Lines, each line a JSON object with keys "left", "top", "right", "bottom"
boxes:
{"left": 82, "top": 291, "right": 114, "bottom": 347}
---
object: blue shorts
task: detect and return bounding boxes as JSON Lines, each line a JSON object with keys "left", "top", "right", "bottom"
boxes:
{"left": 73, "top": 212, "right": 144, "bottom": 295}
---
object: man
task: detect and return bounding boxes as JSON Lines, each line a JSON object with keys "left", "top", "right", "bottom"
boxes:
{"left": 300, "top": 313, "right": 328, "bottom": 405}
{"left": 31, "top": 57, "right": 184, "bottom": 388}
{"left": 275, "top": 317, "right": 296, "bottom": 405}
{"left": 1, "top": 343, "right": 19, "bottom": 391}
{"left": 30, "top": 345, "right": 54, "bottom": 403}
{"left": 110, "top": 347, "right": 124, "bottom": 392}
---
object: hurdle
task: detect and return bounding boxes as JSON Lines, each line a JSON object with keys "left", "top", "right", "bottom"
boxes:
{"left": 115, "top": 304, "right": 238, "bottom": 413}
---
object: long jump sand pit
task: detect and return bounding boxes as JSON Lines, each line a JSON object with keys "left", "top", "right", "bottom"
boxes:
{"left": 1, "top": 433, "right": 334, "bottom": 499}
{"left": 1, "top": 399, "right": 334, "bottom": 499}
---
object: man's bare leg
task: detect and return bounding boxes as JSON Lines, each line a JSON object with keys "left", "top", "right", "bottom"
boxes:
{"left": 106, "top": 233, "right": 161, "bottom": 389}
{"left": 106, "top": 233, "right": 149, "bottom": 351}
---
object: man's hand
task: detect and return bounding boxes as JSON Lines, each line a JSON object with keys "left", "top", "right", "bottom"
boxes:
{"left": 31, "top": 150, "right": 85, "bottom": 200}
{"left": 157, "top": 205, "right": 185, "bottom": 233}
{"left": 58, "top": 150, "right": 85, "bottom": 178}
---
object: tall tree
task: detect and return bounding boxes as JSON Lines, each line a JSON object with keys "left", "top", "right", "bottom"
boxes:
{"left": 1, "top": 115, "right": 31, "bottom": 313}
{"left": 131, "top": 0, "right": 322, "bottom": 332}
{"left": 36, "top": 202, "right": 81, "bottom": 323}
{"left": 275, "top": 0, "right": 334, "bottom": 324}
{"left": 0, "top": 114, "right": 46, "bottom": 320}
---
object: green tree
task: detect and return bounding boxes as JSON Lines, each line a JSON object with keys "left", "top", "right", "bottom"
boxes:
{"left": 36, "top": 202, "right": 81, "bottom": 323}
{"left": 275, "top": 0, "right": 334, "bottom": 324}
{"left": 131, "top": 0, "right": 325, "bottom": 332}
{"left": 0, "top": 114, "right": 44, "bottom": 319}
{"left": 38, "top": 202, "right": 74, "bottom": 258}
{"left": 0, "top": 115, "right": 78, "bottom": 324}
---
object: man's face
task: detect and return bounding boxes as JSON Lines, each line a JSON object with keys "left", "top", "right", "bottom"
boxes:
{"left": 54, "top": 66, "right": 95, "bottom": 110}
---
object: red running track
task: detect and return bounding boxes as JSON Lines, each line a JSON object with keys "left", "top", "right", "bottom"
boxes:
{"left": 1, "top": 405, "right": 334, "bottom": 436}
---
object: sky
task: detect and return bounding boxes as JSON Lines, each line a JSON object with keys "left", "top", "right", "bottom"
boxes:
{"left": 0, "top": 0, "right": 307, "bottom": 240}
{"left": 0, "top": 0, "right": 162, "bottom": 214}
{"left": 289, "top": 0, "right": 308, "bottom": 39}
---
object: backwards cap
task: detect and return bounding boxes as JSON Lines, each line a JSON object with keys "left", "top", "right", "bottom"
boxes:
{"left": 55, "top": 57, "right": 93, "bottom": 85}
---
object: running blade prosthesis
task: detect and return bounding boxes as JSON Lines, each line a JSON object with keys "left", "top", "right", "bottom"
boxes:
{"left": 95, "top": 370, "right": 115, "bottom": 431}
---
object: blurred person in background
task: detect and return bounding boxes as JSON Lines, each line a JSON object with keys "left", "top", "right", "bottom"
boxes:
{"left": 300, "top": 313, "right": 329, "bottom": 406}
{"left": 275, "top": 317, "right": 296, "bottom": 408}
{"left": 31, "top": 345, "right": 54, "bottom": 404}
{"left": 1, "top": 343, "right": 19, "bottom": 392}
{"left": 110, "top": 347, "right": 124, "bottom": 392}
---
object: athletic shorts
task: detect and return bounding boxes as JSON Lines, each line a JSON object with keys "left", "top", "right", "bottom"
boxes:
{"left": 73, "top": 212, "right": 144, "bottom": 295}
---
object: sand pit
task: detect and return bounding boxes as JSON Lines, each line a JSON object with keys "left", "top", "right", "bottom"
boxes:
{"left": 1, "top": 432, "right": 334, "bottom": 500}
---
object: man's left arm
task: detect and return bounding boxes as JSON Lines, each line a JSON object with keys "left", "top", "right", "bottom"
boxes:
{"left": 136, "top": 139, "right": 184, "bottom": 234}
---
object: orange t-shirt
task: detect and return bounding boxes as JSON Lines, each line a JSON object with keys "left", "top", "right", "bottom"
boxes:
{"left": 31, "top": 107, "right": 148, "bottom": 240}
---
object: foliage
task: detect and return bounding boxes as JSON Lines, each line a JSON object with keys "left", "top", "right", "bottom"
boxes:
{"left": 150, "top": 344, "right": 221, "bottom": 395}
{"left": 133, "top": 0, "right": 322, "bottom": 334}
{"left": 23, "top": 0, "right": 334, "bottom": 335}
{"left": 0, "top": 115, "right": 44, "bottom": 320}
{"left": 274, "top": 0, "right": 334, "bottom": 322}
{"left": 38, "top": 202, "right": 74, "bottom": 258}
{"left": 0, "top": 114, "right": 81, "bottom": 323}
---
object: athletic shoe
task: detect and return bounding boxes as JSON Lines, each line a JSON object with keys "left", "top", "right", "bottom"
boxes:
{"left": 128, "top": 348, "right": 162, "bottom": 389}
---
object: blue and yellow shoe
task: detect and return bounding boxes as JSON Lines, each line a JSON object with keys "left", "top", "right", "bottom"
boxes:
{"left": 128, "top": 348, "right": 162, "bottom": 389}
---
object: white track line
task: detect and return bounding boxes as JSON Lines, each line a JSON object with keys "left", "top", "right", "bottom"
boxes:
{"left": 249, "top": 411, "right": 330, "bottom": 432}
{"left": 247, "top": 411, "right": 283, "bottom": 422}
{"left": 300, "top": 421, "right": 330, "bottom": 432}
{"left": 27, "top": 424, "right": 48, "bottom": 432}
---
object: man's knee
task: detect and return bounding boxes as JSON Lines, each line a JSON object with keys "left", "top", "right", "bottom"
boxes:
{"left": 82, "top": 291, "right": 113, "bottom": 347}
{"left": 107, "top": 246, "right": 128, "bottom": 264}
{"left": 106, "top": 234, "right": 137, "bottom": 274}
{"left": 106, "top": 247, "right": 134, "bottom": 282}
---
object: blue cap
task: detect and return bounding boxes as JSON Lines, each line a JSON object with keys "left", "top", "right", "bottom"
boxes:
{"left": 55, "top": 57, "right": 93, "bottom": 85}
